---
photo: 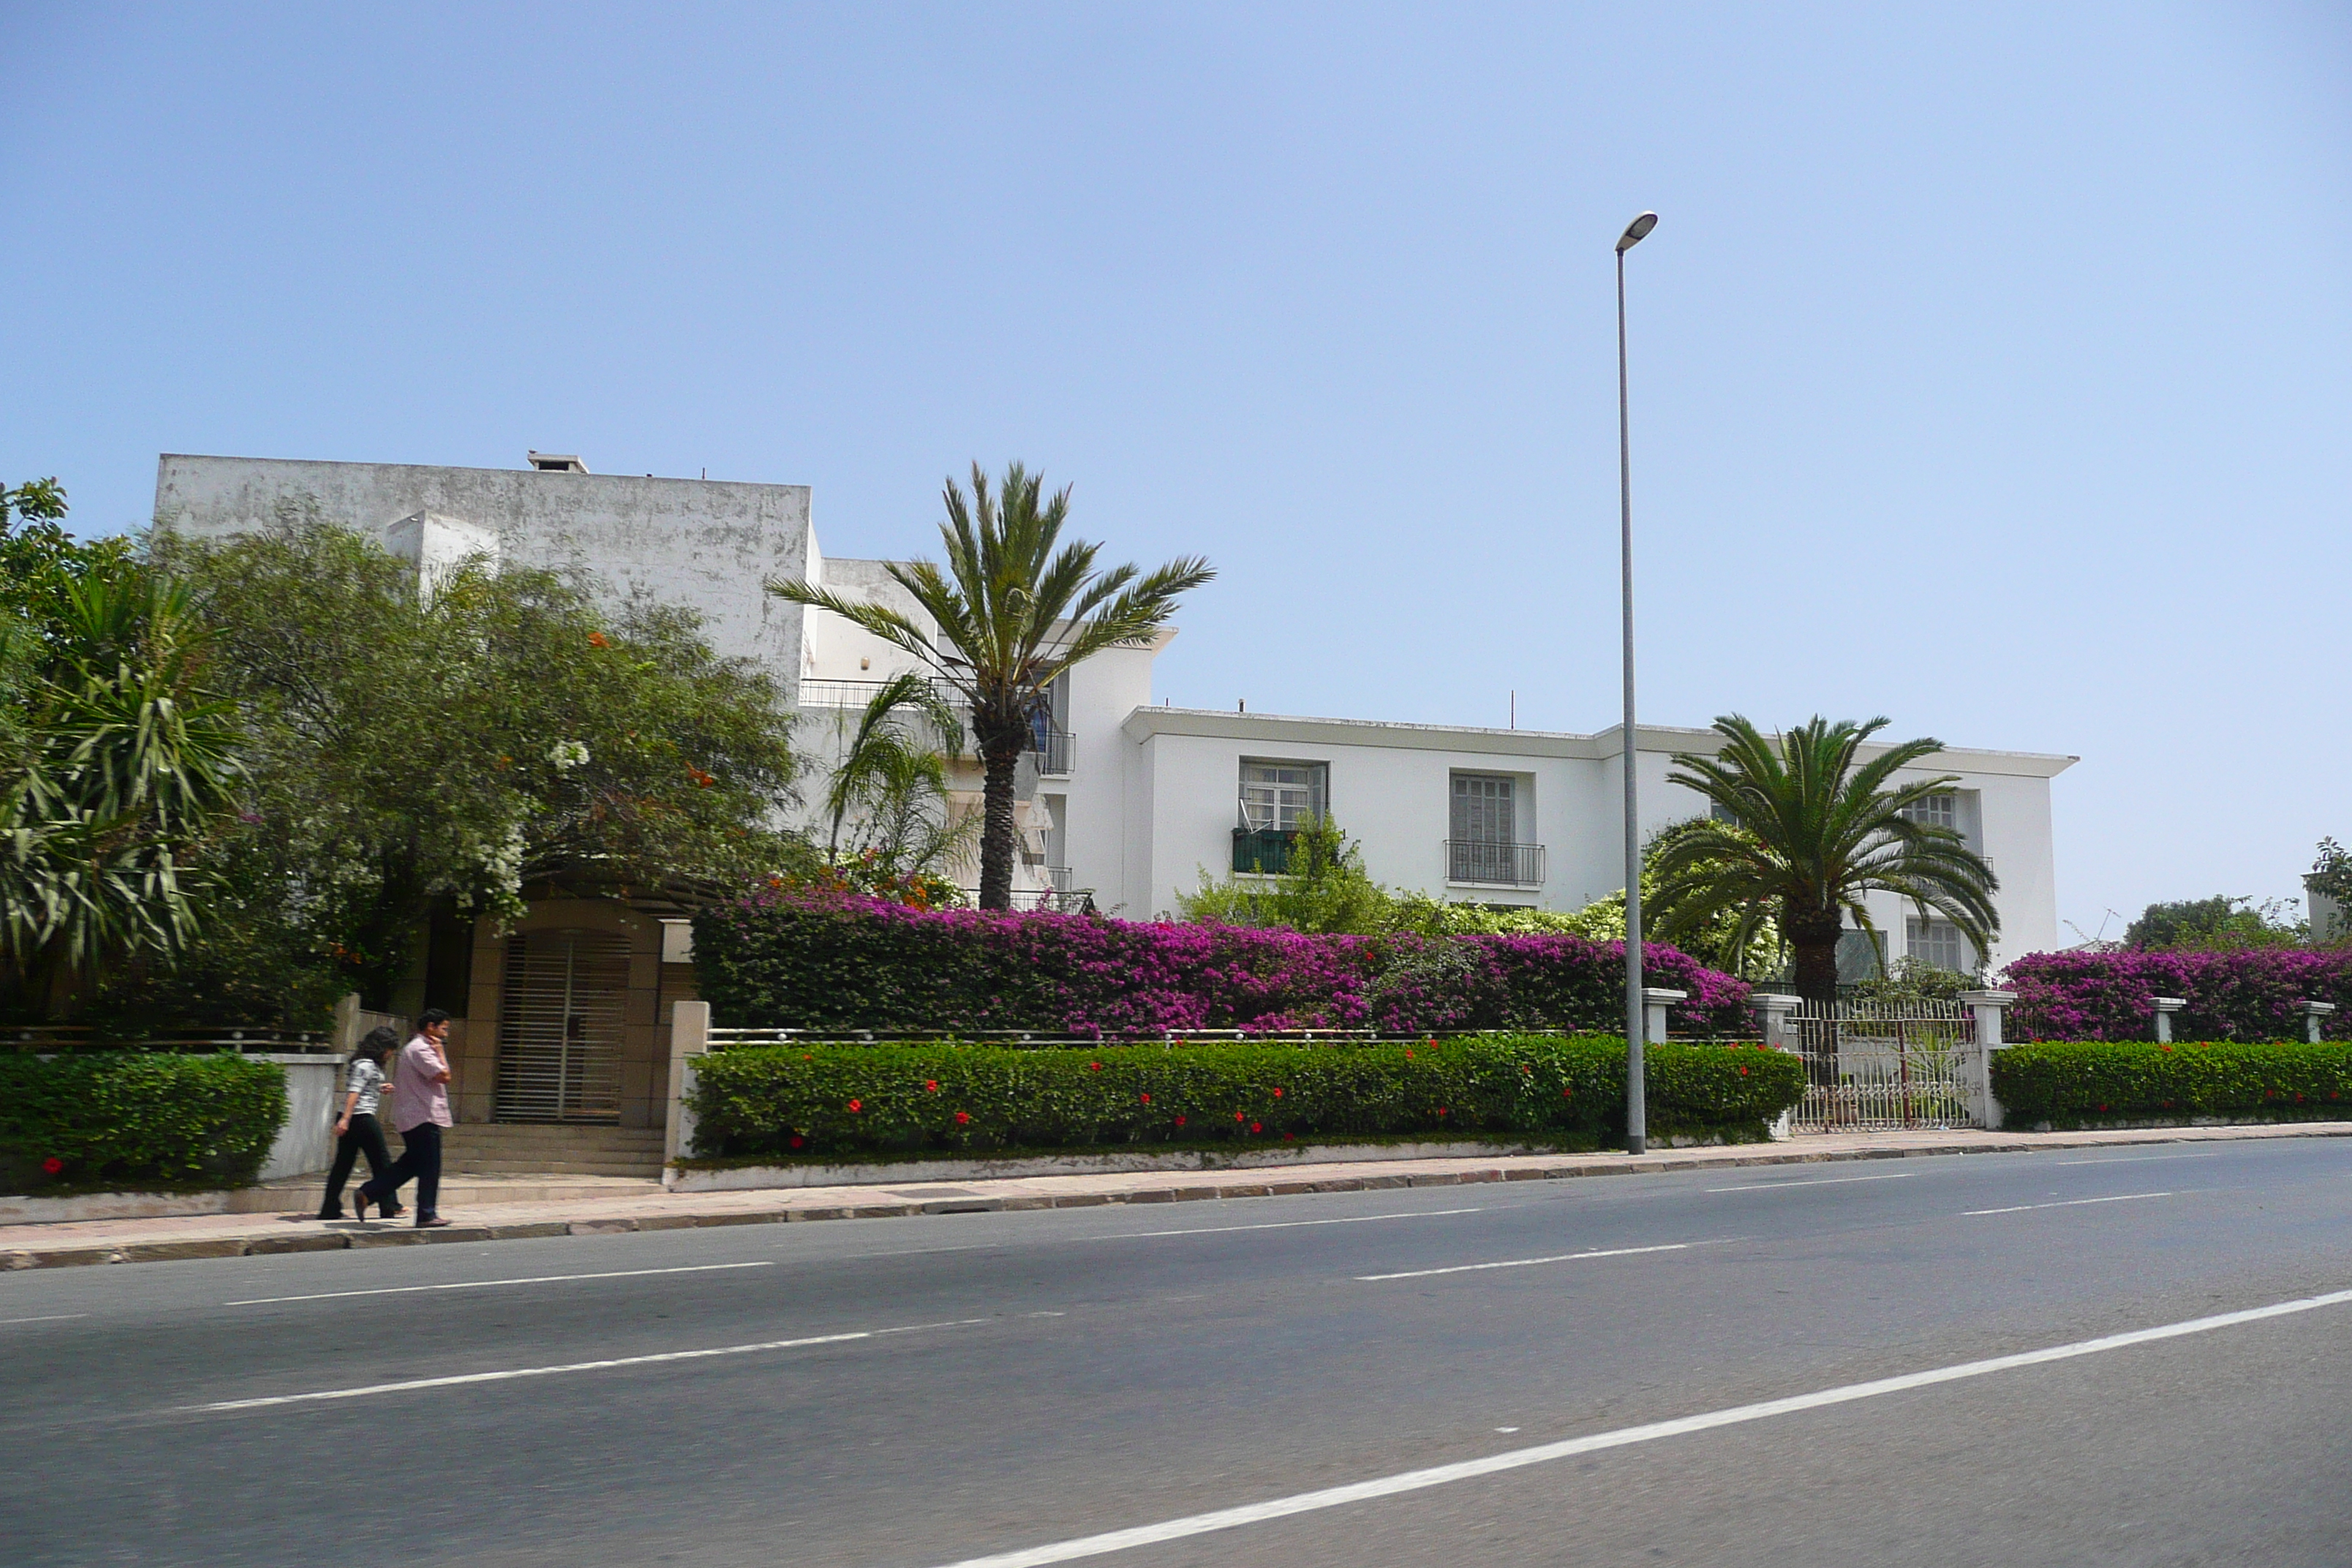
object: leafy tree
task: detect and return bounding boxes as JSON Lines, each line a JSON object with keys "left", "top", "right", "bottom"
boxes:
{"left": 1647, "top": 715, "right": 1999, "bottom": 1007}
{"left": 1177, "top": 815, "right": 1394, "bottom": 934}
{"left": 769, "top": 462, "right": 1210, "bottom": 909}
{"left": 0, "top": 485, "right": 242, "bottom": 1019}
{"left": 152, "top": 511, "right": 807, "bottom": 1010}
{"left": 2125, "top": 894, "right": 2304, "bottom": 951}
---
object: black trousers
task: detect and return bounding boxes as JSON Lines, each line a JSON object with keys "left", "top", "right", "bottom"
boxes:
{"left": 319, "top": 1113, "right": 395, "bottom": 1218}
{"left": 361, "top": 1120, "right": 443, "bottom": 1223}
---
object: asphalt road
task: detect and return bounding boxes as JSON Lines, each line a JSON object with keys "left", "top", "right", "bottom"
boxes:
{"left": 7, "top": 1139, "right": 2352, "bottom": 1567}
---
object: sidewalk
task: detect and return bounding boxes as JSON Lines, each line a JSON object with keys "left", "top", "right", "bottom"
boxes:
{"left": 9, "top": 1120, "right": 2349, "bottom": 1271}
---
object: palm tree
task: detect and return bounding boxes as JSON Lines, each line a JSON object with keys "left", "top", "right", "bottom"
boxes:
{"left": 1646, "top": 715, "right": 1998, "bottom": 1009}
{"left": 769, "top": 463, "right": 1211, "bottom": 910}
{"left": 820, "top": 672, "right": 973, "bottom": 881}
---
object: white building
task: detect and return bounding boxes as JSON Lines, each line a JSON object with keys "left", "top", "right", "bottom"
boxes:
{"left": 158, "top": 451, "right": 2073, "bottom": 990}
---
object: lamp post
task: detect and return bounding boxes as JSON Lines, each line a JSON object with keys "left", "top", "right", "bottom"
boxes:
{"left": 1615, "top": 209, "right": 1656, "bottom": 1155}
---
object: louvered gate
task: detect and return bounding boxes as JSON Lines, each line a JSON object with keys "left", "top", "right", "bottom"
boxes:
{"left": 494, "top": 930, "right": 629, "bottom": 1123}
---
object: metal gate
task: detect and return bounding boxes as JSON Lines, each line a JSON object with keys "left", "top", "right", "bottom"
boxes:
{"left": 494, "top": 930, "right": 628, "bottom": 1123}
{"left": 1788, "top": 998, "right": 1980, "bottom": 1132}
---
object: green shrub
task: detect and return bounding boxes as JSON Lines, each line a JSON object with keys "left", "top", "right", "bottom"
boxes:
{"left": 1991, "top": 1040, "right": 2352, "bottom": 1127}
{"left": 687, "top": 1035, "right": 1806, "bottom": 1161}
{"left": 0, "top": 1052, "right": 287, "bottom": 1193}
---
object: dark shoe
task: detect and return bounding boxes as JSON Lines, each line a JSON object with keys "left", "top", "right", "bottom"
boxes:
{"left": 351, "top": 1190, "right": 373, "bottom": 1221}
{"left": 381, "top": 1204, "right": 406, "bottom": 1220}
{"left": 416, "top": 1216, "right": 451, "bottom": 1229}
{"left": 317, "top": 1207, "right": 344, "bottom": 1221}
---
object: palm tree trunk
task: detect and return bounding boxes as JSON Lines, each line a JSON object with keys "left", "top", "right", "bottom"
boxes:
{"left": 1787, "top": 911, "right": 1843, "bottom": 1010}
{"left": 978, "top": 742, "right": 1021, "bottom": 911}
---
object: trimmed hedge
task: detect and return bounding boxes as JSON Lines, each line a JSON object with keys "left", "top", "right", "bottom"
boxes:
{"left": 691, "top": 891, "right": 1753, "bottom": 1037}
{"left": 687, "top": 1035, "right": 1806, "bottom": 1160}
{"left": 1991, "top": 1040, "right": 2352, "bottom": 1128}
{"left": 2005, "top": 949, "right": 2352, "bottom": 1042}
{"left": 0, "top": 1052, "right": 287, "bottom": 1194}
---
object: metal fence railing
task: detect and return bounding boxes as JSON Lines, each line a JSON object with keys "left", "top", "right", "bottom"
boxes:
{"left": 1444, "top": 840, "right": 1547, "bottom": 887}
{"left": 2, "top": 1026, "right": 339, "bottom": 1055}
{"left": 1786, "top": 998, "right": 1978, "bottom": 1132}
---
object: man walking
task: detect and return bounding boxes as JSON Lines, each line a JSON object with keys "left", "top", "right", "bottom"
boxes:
{"left": 355, "top": 1008, "right": 456, "bottom": 1228}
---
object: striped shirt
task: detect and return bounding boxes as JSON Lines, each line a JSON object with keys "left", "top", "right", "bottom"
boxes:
{"left": 342, "top": 1058, "right": 386, "bottom": 1117}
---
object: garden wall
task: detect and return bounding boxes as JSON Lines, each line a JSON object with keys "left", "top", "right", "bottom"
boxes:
{"left": 2005, "top": 949, "right": 2352, "bottom": 1042}
{"left": 691, "top": 892, "right": 1752, "bottom": 1037}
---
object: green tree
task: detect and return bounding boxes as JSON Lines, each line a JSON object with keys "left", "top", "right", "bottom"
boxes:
{"left": 2125, "top": 895, "right": 2304, "bottom": 951}
{"left": 153, "top": 511, "right": 806, "bottom": 1010}
{"left": 769, "top": 462, "right": 1210, "bottom": 910}
{"left": 1177, "top": 815, "right": 1394, "bottom": 934}
{"left": 0, "top": 486, "right": 243, "bottom": 1018}
{"left": 1647, "top": 715, "right": 1999, "bottom": 1007}
{"left": 818, "top": 672, "right": 973, "bottom": 883}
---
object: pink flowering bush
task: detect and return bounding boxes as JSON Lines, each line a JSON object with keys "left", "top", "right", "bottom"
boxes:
{"left": 692, "top": 889, "right": 1752, "bottom": 1037}
{"left": 2005, "top": 949, "right": 2352, "bottom": 1042}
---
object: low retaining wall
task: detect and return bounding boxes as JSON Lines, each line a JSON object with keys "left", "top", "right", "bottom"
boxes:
{"left": 257, "top": 1053, "right": 342, "bottom": 1181}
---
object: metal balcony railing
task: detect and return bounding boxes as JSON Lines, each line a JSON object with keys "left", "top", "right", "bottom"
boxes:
{"left": 1232, "top": 827, "right": 1297, "bottom": 875}
{"left": 1444, "top": 839, "right": 1545, "bottom": 886}
{"left": 1030, "top": 727, "right": 1074, "bottom": 775}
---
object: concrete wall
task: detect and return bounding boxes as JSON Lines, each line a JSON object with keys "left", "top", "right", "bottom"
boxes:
{"left": 257, "top": 1055, "right": 344, "bottom": 1180}
{"left": 154, "top": 455, "right": 815, "bottom": 699}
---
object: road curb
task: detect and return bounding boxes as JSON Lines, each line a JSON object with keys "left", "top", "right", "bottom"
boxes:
{"left": 7, "top": 1123, "right": 2350, "bottom": 1273}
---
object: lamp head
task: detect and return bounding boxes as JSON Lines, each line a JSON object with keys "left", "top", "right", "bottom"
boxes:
{"left": 1616, "top": 212, "right": 1659, "bottom": 254}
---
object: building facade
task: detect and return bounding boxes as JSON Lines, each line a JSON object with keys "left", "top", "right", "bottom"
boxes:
{"left": 155, "top": 451, "right": 2073, "bottom": 1128}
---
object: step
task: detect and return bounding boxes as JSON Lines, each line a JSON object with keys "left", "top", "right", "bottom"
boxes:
{"left": 446, "top": 1159, "right": 666, "bottom": 1177}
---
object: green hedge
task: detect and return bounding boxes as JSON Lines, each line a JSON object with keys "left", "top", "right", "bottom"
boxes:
{"left": 0, "top": 1052, "right": 288, "bottom": 1194}
{"left": 1991, "top": 1040, "right": 2352, "bottom": 1127}
{"left": 687, "top": 1036, "right": 1807, "bottom": 1161}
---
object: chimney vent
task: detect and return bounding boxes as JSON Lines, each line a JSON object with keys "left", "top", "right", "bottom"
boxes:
{"left": 527, "top": 451, "right": 587, "bottom": 473}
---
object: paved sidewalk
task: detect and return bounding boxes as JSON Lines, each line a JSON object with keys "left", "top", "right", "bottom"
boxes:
{"left": 8, "top": 1120, "right": 2349, "bottom": 1271}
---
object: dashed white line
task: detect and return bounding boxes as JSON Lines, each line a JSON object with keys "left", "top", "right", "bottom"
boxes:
{"left": 225, "top": 1260, "right": 777, "bottom": 1307}
{"left": 924, "top": 1285, "right": 2352, "bottom": 1567}
{"left": 184, "top": 1314, "right": 1006, "bottom": 1412}
{"left": 1, "top": 1313, "right": 88, "bottom": 1325}
{"left": 1357, "top": 1242, "right": 1695, "bottom": 1281}
{"left": 1705, "top": 1172, "right": 1914, "bottom": 1193}
{"left": 1964, "top": 1191, "right": 2175, "bottom": 1216}
{"left": 2054, "top": 1153, "right": 2221, "bottom": 1165}
{"left": 1107, "top": 1207, "right": 1482, "bottom": 1240}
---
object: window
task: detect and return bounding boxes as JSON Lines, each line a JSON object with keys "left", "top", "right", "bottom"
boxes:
{"left": 1901, "top": 791, "right": 1959, "bottom": 831}
{"left": 1239, "top": 760, "right": 1326, "bottom": 832}
{"left": 1451, "top": 774, "right": 1515, "bottom": 845}
{"left": 1907, "top": 916, "right": 1971, "bottom": 972}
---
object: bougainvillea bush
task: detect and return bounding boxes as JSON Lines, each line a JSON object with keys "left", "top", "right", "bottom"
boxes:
{"left": 0, "top": 1052, "right": 287, "bottom": 1193}
{"left": 687, "top": 1035, "right": 1806, "bottom": 1160}
{"left": 691, "top": 890, "right": 1752, "bottom": 1037}
{"left": 1992, "top": 1040, "right": 2352, "bottom": 1128}
{"left": 2005, "top": 949, "right": 2352, "bottom": 1042}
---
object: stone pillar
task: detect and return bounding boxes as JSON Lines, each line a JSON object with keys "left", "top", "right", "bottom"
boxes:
{"left": 2301, "top": 1000, "right": 2337, "bottom": 1044}
{"left": 2151, "top": 997, "right": 2185, "bottom": 1044}
{"left": 331, "top": 992, "right": 361, "bottom": 1058}
{"left": 663, "top": 1000, "right": 711, "bottom": 1177}
{"left": 1751, "top": 993, "right": 1802, "bottom": 1052}
{"left": 1959, "top": 989, "right": 2018, "bottom": 1128}
{"left": 1642, "top": 988, "right": 1687, "bottom": 1045}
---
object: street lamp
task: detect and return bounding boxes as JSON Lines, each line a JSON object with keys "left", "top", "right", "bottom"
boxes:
{"left": 1615, "top": 210, "right": 1656, "bottom": 1155}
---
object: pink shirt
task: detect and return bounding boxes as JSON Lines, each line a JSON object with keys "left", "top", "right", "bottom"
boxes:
{"left": 391, "top": 1035, "right": 453, "bottom": 1132}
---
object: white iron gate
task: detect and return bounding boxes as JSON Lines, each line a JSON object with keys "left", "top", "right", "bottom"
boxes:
{"left": 1788, "top": 999, "right": 1983, "bottom": 1132}
{"left": 495, "top": 930, "right": 629, "bottom": 1123}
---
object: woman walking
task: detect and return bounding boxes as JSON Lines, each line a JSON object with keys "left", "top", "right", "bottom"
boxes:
{"left": 320, "top": 1025, "right": 404, "bottom": 1221}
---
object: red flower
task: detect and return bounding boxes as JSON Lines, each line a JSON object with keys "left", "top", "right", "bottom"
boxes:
{"left": 1249, "top": 1121, "right": 1262, "bottom": 1134}
{"left": 1234, "top": 1111, "right": 1245, "bottom": 1123}
{"left": 1405, "top": 1049, "right": 1414, "bottom": 1059}
{"left": 1139, "top": 1092, "right": 1151, "bottom": 1104}
{"left": 1283, "top": 1132, "right": 1294, "bottom": 1142}
{"left": 788, "top": 1135, "right": 804, "bottom": 1149}
{"left": 1175, "top": 1115, "right": 1187, "bottom": 1127}
{"left": 587, "top": 631, "right": 609, "bottom": 648}
{"left": 42, "top": 1156, "right": 64, "bottom": 1175}
{"left": 1272, "top": 1087, "right": 1285, "bottom": 1098}
{"left": 1089, "top": 1061, "right": 1102, "bottom": 1071}
{"left": 1738, "top": 1066, "right": 1749, "bottom": 1076}
{"left": 954, "top": 1110, "right": 972, "bottom": 1125}
{"left": 1436, "top": 1107, "right": 1449, "bottom": 1117}
{"left": 925, "top": 1080, "right": 939, "bottom": 1092}
{"left": 1564, "top": 1086, "right": 1573, "bottom": 1097}
{"left": 847, "top": 1098, "right": 862, "bottom": 1112}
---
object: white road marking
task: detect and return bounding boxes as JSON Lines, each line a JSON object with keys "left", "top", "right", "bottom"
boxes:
{"left": 2054, "top": 1152, "right": 2221, "bottom": 1165}
{"left": 1, "top": 1313, "right": 89, "bottom": 1325}
{"left": 184, "top": 1315, "right": 995, "bottom": 1412}
{"left": 1964, "top": 1191, "right": 2175, "bottom": 1216}
{"left": 224, "top": 1260, "right": 777, "bottom": 1307}
{"left": 1705, "top": 1172, "right": 1914, "bottom": 1193}
{"left": 925, "top": 1284, "right": 2352, "bottom": 1568}
{"left": 1357, "top": 1242, "right": 1693, "bottom": 1281}
{"left": 1107, "top": 1207, "right": 1482, "bottom": 1240}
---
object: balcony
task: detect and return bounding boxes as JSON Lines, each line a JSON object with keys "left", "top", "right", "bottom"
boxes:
{"left": 1444, "top": 839, "right": 1545, "bottom": 887}
{"left": 1232, "top": 828, "right": 1297, "bottom": 875}
{"left": 1031, "top": 726, "right": 1074, "bottom": 776}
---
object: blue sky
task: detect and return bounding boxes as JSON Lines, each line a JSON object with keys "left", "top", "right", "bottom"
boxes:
{"left": 4, "top": 2, "right": 2347, "bottom": 943}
